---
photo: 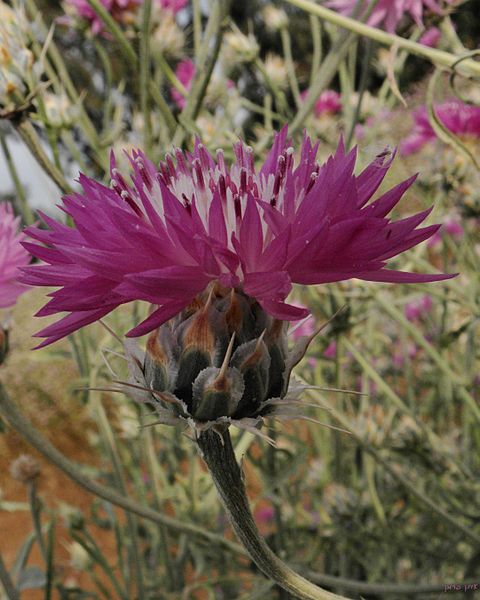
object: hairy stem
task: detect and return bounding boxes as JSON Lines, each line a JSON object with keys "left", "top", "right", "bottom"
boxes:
{"left": 197, "top": 428, "right": 350, "bottom": 600}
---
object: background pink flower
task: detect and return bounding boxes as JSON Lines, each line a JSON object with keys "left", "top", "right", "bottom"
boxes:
{"left": 158, "top": 0, "right": 188, "bottom": 11}
{"left": 401, "top": 100, "right": 480, "bottom": 155}
{"left": 171, "top": 59, "right": 195, "bottom": 109}
{"left": 326, "top": 0, "right": 453, "bottom": 33}
{"left": 301, "top": 89, "right": 342, "bottom": 117}
{"left": 65, "top": 0, "right": 141, "bottom": 34}
{"left": 22, "top": 128, "right": 452, "bottom": 347}
{"left": 0, "top": 203, "right": 30, "bottom": 309}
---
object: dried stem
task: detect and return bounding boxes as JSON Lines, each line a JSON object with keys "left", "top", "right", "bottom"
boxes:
{"left": 197, "top": 428, "right": 350, "bottom": 600}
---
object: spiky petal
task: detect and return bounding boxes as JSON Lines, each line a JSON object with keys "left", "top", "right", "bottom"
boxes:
{"left": 22, "top": 128, "right": 452, "bottom": 347}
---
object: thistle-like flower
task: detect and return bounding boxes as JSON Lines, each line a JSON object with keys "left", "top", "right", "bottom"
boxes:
{"left": 22, "top": 128, "right": 451, "bottom": 352}
{"left": 0, "top": 203, "right": 30, "bottom": 309}
{"left": 401, "top": 100, "right": 480, "bottom": 155}
{"left": 326, "top": 0, "right": 454, "bottom": 32}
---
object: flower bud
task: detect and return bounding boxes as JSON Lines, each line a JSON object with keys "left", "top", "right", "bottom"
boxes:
{"left": 224, "top": 30, "right": 259, "bottom": 66}
{"left": 262, "top": 6, "right": 289, "bottom": 32}
{"left": 67, "top": 541, "right": 92, "bottom": 571}
{"left": 10, "top": 454, "right": 40, "bottom": 484}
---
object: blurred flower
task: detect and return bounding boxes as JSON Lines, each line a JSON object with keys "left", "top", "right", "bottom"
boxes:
{"left": 404, "top": 294, "right": 433, "bottom": 321}
{"left": 419, "top": 26, "right": 441, "bottom": 47}
{"left": 392, "top": 342, "right": 418, "bottom": 368}
{"left": 326, "top": 0, "right": 454, "bottom": 33}
{"left": 263, "top": 54, "right": 289, "bottom": 91}
{"left": 151, "top": 12, "right": 185, "bottom": 59}
{"left": 255, "top": 505, "right": 275, "bottom": 524}
{"left": 323, "top": 340, "right": 337, "bottom": 359}
{"left": 64, "top": 0, "right": 141, "bottom": 35}
{"left": 171, "top": 59, "right": 194, "bottom": 109}
{"left": 0, "top": 2, "right": 38, "bottom": 111}
{"left": 158, "top": 0, "right": 188, "bottom": 11}
{"left": 427, "top": 213, "right": 464, "bottom": 247}
{"left": 224, "top": 29, "right": 259, "bottom": 65}
{"left": 9, "top": 454, "right": 40, "bottom": 484}
{"left": 262, "top": 5, "right": 289, "bottom": 32}
{"left": 43, "top": 92, "right": 78, "bottom": 129}
{"left": 401, "top": 100, "right": 480, "bottom": 155}
{"left": 289, "top": 302, "right": 314, "bottom": 340}
{"left": 171, "top": 59, "right": 234, "bottom": 110}
{"left": 301, "top": 89, "right": 342, "bottom": 117}
{"left": 67, "top": 541, "right": 92, "bottom": 571}
{"left": 0, "top": 203, "right": 30, "bottom": 309}
{"left": 23, "top": 128, "right": 451, "bottom": 347}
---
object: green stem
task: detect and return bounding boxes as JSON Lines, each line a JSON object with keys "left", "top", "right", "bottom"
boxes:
{"left": 0, "top": 552, "right": 19, "bottom": 600}
{"left": 27, "top": 480, "right": 48, "bottom": 562}
{"left": 284, "top": 0, "right": 480, "bottom": 77}
{"left": 140, "top": 0, "right": 153, "bottom": 154}
{"left": 280, "top": 26, "right": 302, "bottom": 107}
{"left": 15, "top": 120, "right": 72, "bottom": 194}
{"left": 197, "top": 428, "right": 351, "bottom": 600}
{"left": 0, "top": 133, "right": 34, "bottom": 224}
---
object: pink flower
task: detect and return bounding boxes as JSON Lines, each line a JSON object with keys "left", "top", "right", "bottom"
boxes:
{"left": 419, "top": 26, "right": 441, "bottom": 47}
{"left": 401, "top": 100, "right": 480, "bottom": 155}
{"left": 171, "top": 58, "right": 195, "bottom": 109}
{"left": 0, "top": 204, "right": 30, "bottom": 309}
{"left": 404, "top": 294, "right": 433, "bottom": 321}
{"left": 427, "top": 214, "right": 464, "bottom": 247}
{"left": 65, "top": 0, "right": 141, "bottom": 34}
{"left": 326, "top": 0, "right": 453, "bottom": 33}
{"left": 301, "top": 89, "right": 342, "bottom": 117}
{"left": 289, "top": 302, "right": 314, "bottom": 340}
{"left": 255, "top": 506, "right": 275, "bottom": 524}
{"left": 323, "top": 341, "right": 337, "bottom": 359}
{"left": 158, "top": 0, "right": 188, "bottom": 11}
{"left": 22, "top": 128, "right": 453, "bottom": 347}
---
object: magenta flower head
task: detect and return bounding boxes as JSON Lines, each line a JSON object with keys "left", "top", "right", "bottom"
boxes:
{"left": 22, "top": 127, "right": 452, "bottom": 350}
{"left": 65, "top": 0, "right": 141, "bottom": 34}
{"left": 401, "top": 100, "right": 480, "bottom": 155}
{"left": 326, "top": 0, "right": 453, "bottom": 32}
{"left": 21, "top": 129, "right": 453, "bottom": 429}
{"left": 0, "top": 203, "right": 30, "bottom": 309}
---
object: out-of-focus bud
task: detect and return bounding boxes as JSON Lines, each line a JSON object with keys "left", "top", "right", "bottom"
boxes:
{"left": 151, "top": 13, "right": 185, "bottom": 59}
{"left": 262, "top": 5, "right": 289, "bottom": 32}
{"left": 67, "top": 541, "right": 92, "bottom": 571}
{"left": 224, "top": 30, "right": 259, "bottom": 66}
{"left": 262, "top": 54, "right": 289, "bottom": 91}
{"left": 59, "top": 503, "right": 85, "bottom": 530}
{"left": 9, "top": 454, "right": 41, "bottom": 484}
{"left": 43, "top": 92, "right": 77, "bottom": 129}
{"left": 0, "top": 2, "right": 40, "bottom": 113}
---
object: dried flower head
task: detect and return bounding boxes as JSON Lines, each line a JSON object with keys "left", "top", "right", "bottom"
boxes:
{"left": 262, "top": 5, "right": 289, "bottom": 32}
{"left": 22, "top": 128, "right": 452, "bottom": 348}
{"left": 0, "top": 203, "right": 30, "bottom": 309}
{"left": 151, "top": 12, "right": 185, "bottom": 59}
{"left": 0, "top": 2, "right": 38, "bottom": 111}
{"left": 326, "top": 0, "right": 454, "bottom": 32}
{"left": 10, "top": 454, "right": 41, "bottom": 484}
